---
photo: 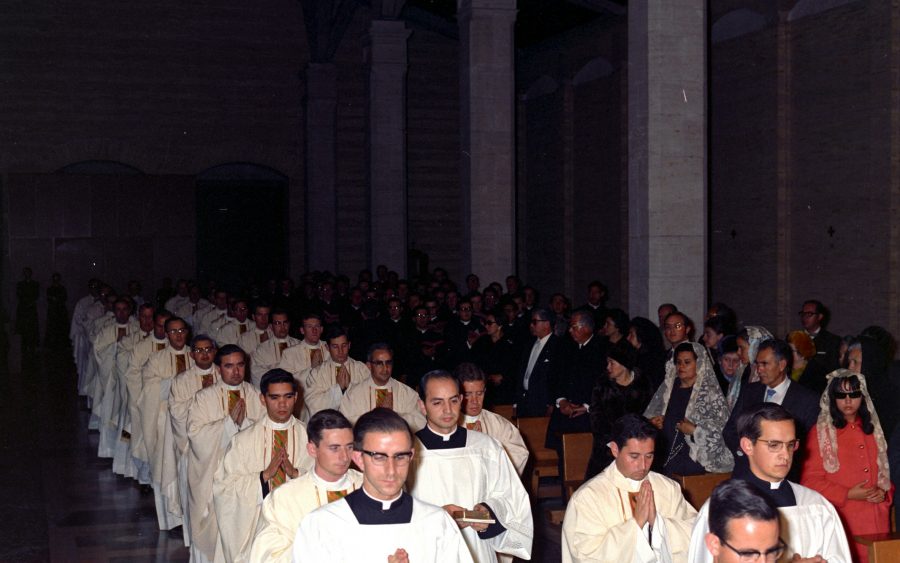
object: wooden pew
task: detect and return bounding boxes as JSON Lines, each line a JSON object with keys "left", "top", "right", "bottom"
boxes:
{"left": 855, "top": 532, "right": 900, "bottom": 563}
{"left": 516, "top": 416, "right": 561, "bottom": 499}
{"left": 492, "top": 404, "right": 515, "bottom": 422}
{"left": 561, "top": 432, "right": 593, "bottom": 499}
{"left": 670, "top": 472, "right": 731, "bottom": 511}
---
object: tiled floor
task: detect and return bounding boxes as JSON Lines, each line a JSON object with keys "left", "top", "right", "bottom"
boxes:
{"left": 0, "top": 347, "right": 562, "bottom": 562}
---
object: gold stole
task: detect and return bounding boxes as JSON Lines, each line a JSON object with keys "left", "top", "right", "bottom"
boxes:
{"left": 309, "top": 348, "right": 323, "bottom": 369}
{"left": 271, "top": 429, "right": 289, "bottom": 489}
{"left": 201, "top": 373, "right": 215, "bottom": 388}
{"left": 239, "top": 324, "right": 247, "bottom": 334}
{"left": 117, "top": 327, "right": 126, "bottom": 342}
{"left": 227, "top": 390, "right": 241, "bottom": 411}
{"left": 175, "top": 353, "right": 186, "bottom": 374}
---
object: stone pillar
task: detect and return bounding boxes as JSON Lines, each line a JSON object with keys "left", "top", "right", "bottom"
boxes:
{"left": 367, "top": 19, "right": 411, "bottom": 275}
{"left": 458, "top": 0, "right": 517, "bottom": 283}
{"left": 775, "top": 9, "right": 793, "bottom": 336}
{"left": 305, "top": 63, "right": 337, "bottom": 272}
{"left": 628, "top": 1, "right": 708, "bottom": 322}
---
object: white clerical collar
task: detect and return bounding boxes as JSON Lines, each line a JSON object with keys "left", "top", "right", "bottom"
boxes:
{"left": 769, "top": 479, "right": 785, "bottom": 490}
{"left": 806, "top": 327, "right": 821, "bottom": 337}
{"left": 363, "top": 486, "right": 402, "bottom": 510}
{"left": 116, "top": 323, "right": 128, "bottom": 328}
{"left": 612, "top": 464, "right": 646, "bottom": 492}
{"left": 427, "top": 424, "right": 458, "bottom": 441}
{"left": 153, "top": 335, "right": 166, "bottom": 343}
{"left": 256, "top": 328, "right": 266, "bottom": 335}
{"left": 275, "top": 338, "right": 288, "bottom": 344}
{"left": 223, "top": 382, "right": 242, "bottom": 391}
{"left": 461, "top": 319, "right": 471, "bottom": 326}
{"left": 312, "top": 469, "right": 350, "bottom": 489}
{"left": 197, "top": 366, "right": 214, "bottom": 375}
{"left": 268, "top": 417, "right": 293, "bottom": 430}
{"left": 464, "top": 414, "right": 480, "bottom": 424}
{"left": 303, "top": 340, "right": 319, "bottom": 348}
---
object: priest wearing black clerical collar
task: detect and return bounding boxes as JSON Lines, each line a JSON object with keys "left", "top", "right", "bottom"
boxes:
{"left": 687, "top": 404, "right": 852, "bottom": 562}
{"left": 292, "top": 408, "right": 473, "bottom": 563}
{"left": 408, "top": 370, "right": 533, "bottom": 563}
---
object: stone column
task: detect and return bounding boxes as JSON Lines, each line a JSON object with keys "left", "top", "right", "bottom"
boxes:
{"left": 458, "top": 0, "right": 517, "bottom": 283}
{"left": 305, "top": 63, "right": 337, "bottom": 272}
{"left": 367, "top": 19, "right": 411, "bottom": 275}
{"left": 628, "top": 1, "right": 708, "bottom": 322}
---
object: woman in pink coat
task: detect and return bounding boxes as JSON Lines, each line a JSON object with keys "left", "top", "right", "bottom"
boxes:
{"left": 801, "top": 369, "right": 894, "bottom": 563}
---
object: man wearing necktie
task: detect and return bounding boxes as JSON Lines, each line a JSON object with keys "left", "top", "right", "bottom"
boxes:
{"left": 515, "top": 308, "right": 563, "bottom": 418}
{"left": 723, "top": 339, "right": 820, "bottom": 483}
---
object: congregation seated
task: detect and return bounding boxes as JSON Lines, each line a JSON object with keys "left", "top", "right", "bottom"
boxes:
{"left": 63, "top": 268, "right": 899, "bottom": 563}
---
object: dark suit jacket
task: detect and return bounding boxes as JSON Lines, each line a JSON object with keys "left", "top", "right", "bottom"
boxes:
{"left": 810, "top": 328, "right": 841, "bottom": 373}
{"left": 723, "top": 379, "right": 820, "bottom": 481}
{"left": 516, "top": 333, "right": 563, "bottom": 417}
{"left": 546, "top": 335, "right": 608, "bottom": 447}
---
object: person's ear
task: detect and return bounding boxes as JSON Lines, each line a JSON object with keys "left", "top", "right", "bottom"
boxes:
{"left": 705, "top": 533, "right": 722, "bottom": 557}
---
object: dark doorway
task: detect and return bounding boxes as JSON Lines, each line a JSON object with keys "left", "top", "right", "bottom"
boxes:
{"left": 196, "top": 164, "right": 288, "bottom": 294}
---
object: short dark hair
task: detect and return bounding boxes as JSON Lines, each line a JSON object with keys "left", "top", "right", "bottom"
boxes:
{"left": 611, "top": 414, "right": 657, "bottom": 448}
{"left": 269, "top": 308, "right": 290, "bottom": 320}
{"left": 604, "top": 308, "right": 629, "bottom": 334}
{"left": 154, "top": 309, "right": 173, "bottom": 323}
{"left": 757, "top": 338, "right": 793, "bottom": 375}
{"left": 301, "top": 313, "right": 323, "bottom": 324}
{"left": 736, "top": 403, "right": 796, "bottom": 442}
{"left": 419, "top": 369, "right": 459, "bottom": 400}
{"left": 260, "top": 368, "right": 298, "bottom": 394}
{"left": 453, "top": 362, "right": 486, "bottom": 384}
{"left": 708, "top": 479, "right": 779, "bottom": 541}
{"left": 164, "top": 316, "right": 187, "bottom": 331}
{"left": 307, "top": 409, "right": 353, "bottom": 445}
{"left": 323, "top": 324, "right": 347, "bottom": 342}
{"left": 353, "top": 408, "right": 412, "bottom": 450}
{"left": 657, "top": 303, "right": 678, "bottom": 314}
{"left": 253, "top": 301, "right": 271, "bottom": 313}
{"left": 190, "top": 334, "right": 216, "bottom": 349}
{"left": 530, "top": 307, "right": 552, "bottom": 322}
{"left": 138, "top": 302, "right": 155, "bottom": 315}
{"left": 214, "top": 344, "right": 246, "bottom": 366}
{"left": 366, "top": 342, "right": 393, "bottom": 362}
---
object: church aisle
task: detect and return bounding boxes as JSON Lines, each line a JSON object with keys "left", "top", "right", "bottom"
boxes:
{"left": 0, "top": 348, "right": 188, "bottom": 562}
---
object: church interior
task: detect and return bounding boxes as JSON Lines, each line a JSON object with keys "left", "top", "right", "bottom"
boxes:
{"left": 2, "top": 0, "right": 899, "bottom": 560}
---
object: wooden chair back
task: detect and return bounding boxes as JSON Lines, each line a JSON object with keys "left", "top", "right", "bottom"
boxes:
{"left": 516, "top": 416, "right": 561, "bottom": 499}
{"left": 670, "top": 472, "right": 731, "bottom": 510}
{"left": 855, "top": 532, "right": 900, "bottom": 563}
{"left": 492, "top": 404, "right": 515, "bottom": 421}
{"left": 561, "top": 432, "right": 593, "bottom": 498}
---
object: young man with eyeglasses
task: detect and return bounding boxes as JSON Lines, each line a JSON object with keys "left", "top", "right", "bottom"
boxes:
{"left": 251, "top": 409, "right": 364, "bottom": 563}
{"left": 293, "top": 408, "right": 472, "bottom": 562}
{"left": 213, "top": 368, "right": 313, "bottom": 563}
{"left": 723, "top": 339, "right": 819, "bottom": 482}
{"left": 250, "top": 309, "right": 300, "bottom": 388}
{"left": 704, "top": 479, "right": 783, "bottom": 563}
{"left": 140, "top": 315, "right": 194, "bottom": 532}
{"left": 688, "top": 404, "right": 851, "bottom": 562}
{"left": 408, "top": 370, "right": 533, "bottom": 563}
{"left": 340, "top": 343, "right": 426, "bottom": 431}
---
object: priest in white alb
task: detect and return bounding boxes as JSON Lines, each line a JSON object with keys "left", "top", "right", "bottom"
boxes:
{"left": 125, "top": 308, "right": 171, "bottom": 485}
{"left": 217, "top": 298, "right": 254, "bottom": 346}
{"left": 250, "top": 409, "right": 363, "bottom": 563}
{"left": 187, "top": 344, "right": 265, "bottom": 563}
{"left": 196, "top": 290, "right": 229, "bottom": 336}
{"left": 304, "top": 326, "right": 370, "bottom": 417}
{"left": 141, "top": 316, "right": 194, "bottom": 531}
{"left": 561, "top": 413, "right": 697, "bottom": 563}
{"left": 168, "top": 335, "right": 220, "bottom": 547}
{"left": 454, "top": 363, "right": 528, "bottom": 475}
{"left": 250, "top": 309, "right": 299, "bottom": 388}
{"left": 277, "top": 313, "right": 329, "bottom": 383}
{"left": 407, "top": 370, "right": 533, "bottom": 563}
{"left": 292, "top": 408, "right": 474, "bottom": 563}
{"left": 340, "top": 343, "right": 425, "bottom": 431}
{"left": 213, "top": 368, "right": 314, "bottom": 563}
{"left": 93, "top": 297, "right": 139, "bottom": 459}
{"left": 238, "top": 302, "right": 273, "bottom": 359}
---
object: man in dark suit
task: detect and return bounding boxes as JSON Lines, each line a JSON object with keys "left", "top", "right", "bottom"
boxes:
{"left": 516, "top": 307, "right": 563, "bottom": 417}
{"left": 798, "top": 299, "right": 841, "bottom": 373}
{"left": 545, "top": 310, "right": 607, "bottom": 449}
{"left": 723, "top": 338, "right": 819, "bottom": 481}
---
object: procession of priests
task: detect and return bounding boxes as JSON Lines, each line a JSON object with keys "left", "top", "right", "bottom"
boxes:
{"left": 68, "top": 278, "right": 856, "bottom": 563}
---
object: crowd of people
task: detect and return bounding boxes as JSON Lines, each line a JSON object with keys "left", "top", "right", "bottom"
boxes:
{"left": 58, "top": 266, "right": 900, "bottom": 562}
